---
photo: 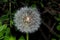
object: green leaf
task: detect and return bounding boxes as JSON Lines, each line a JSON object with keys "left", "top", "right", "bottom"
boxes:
{"left": 0, "top": 36, "right": 4, "bottom": 40}
{"left": 10, "top": 20, "right": 13, "bottom": 26}
{"left": 3, "top": 24, "right": 7, "bottom": 30}
{"left": 57, "top": 25, "right": 60, "bottom": 31}
{"left": 5, "top": 27, "right": 10, "bottom": 36}
{"left": 4, "top": 36, "right": 9, "bottom": 40}
{"left": 0, "top": 15, "right": 8, "bottom": 22}
{"left": 51, "top": 38, "right": 56, "bottom": 40}
{"left": 55, "top": 17, "right": 60, "bottom": 21}
{"left": 31, "top": 4, "right": 36, "bottom": 8}
{"left": 0, "top": 24, "right": 7, "bottom": 38}
{"left": 0, "top": 26, "right": 4, "bottom": 32}
{"left": 0, "top": 31, "right": 4, "bottom": 38}
{"left": 40, "top": 2, "right": 44, "bottom": 8}
{"left": 18, "top": 36, "right": 25, "bottom": 40}
{"left": 0, "top": 24, "right": 7, "bottom": 39}
{"left": 0, "top": 22, "right": 2, "bottom": 26}
{"left": 9, "top": 36, "right": 16, "bottom": 40}
{"left": 4, "top": 27, "right": 10, "bottom": 40}
{"left": 0, "top": 24, "right": 7, "bottom": 32}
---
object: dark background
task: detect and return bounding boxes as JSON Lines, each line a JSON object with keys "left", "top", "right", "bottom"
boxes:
{"left": 0, "top": 0, "right": 60, "bottom": 40}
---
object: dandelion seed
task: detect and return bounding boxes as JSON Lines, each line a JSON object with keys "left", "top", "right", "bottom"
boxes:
{"left": 14, "top": 7, "right": 41, "bottom": 33}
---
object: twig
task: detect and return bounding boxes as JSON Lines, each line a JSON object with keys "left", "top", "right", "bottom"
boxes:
{"left": 42, "top": 21, "right": 59, "bottom": 37}
{"left": 48, "top": 23, "right": 56, "bottom": 40}
{"left": 51, "top": 23, "right": 56, "bottom": 30}
{"left": 40, "top": 29, "right": 48, "bottom": 40}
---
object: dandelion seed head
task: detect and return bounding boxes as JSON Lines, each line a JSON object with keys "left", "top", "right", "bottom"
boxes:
{"left": 14, "top": 7, "right": 41, "bottom": 33}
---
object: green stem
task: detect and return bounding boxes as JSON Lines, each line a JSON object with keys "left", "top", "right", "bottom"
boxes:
{"left": 26, "top": 32, "right": 29, "bottom": 40}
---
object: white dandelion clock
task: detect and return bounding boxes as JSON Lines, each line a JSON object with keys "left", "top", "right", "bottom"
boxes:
{"left": 14, "top": 7, "right": 41, "bottom": 33}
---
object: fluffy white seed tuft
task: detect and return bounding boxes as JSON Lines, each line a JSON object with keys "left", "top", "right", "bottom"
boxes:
{"left": 14, "top": 7, "right": 41, "bottom": 33}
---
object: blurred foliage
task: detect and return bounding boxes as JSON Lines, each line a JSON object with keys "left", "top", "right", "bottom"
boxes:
{"left": 0, "top": 0, "right": 8, "bottom": 3}
{"left": 56, "top": 18, "right": 60, "bottom": 21}
{"left": 0, "top": 15, "right": 9, "bottom": 22}
{"left": 0, "top": 24, "right": 7, "bottom": 32}
{"left": 10, "top": 19, "right": 14, "bottom": 27}
{"left": 0, "top": 24, "right": 9, "bottom": 40}
{"left": 4, "top": 35, "right": 16, "bottom": 40}
{"left": 56, "top": 14, "right": 60, "bottom": 31}
{"left": 56, "top": 24, "right": 60, "bottom": 31}
{"left": 31, "top": 4, "right": 36, "bottom": 8}
{"left": 55, "top": 15, "right": 60, "bottom": 21}
{"left": 4, "top": 35, "right": 10, "bottom": 40}
{"left": 40, "top": 2, "right": 44, "bottom": 8}
{"left": 18, "top": 36, "right": 25, "bottom": 40}
{"left": 9, "top": 36, "right": 16, "bottom": 40}
{"left": 51, "top": 38, "right": 56, "bottom": 40}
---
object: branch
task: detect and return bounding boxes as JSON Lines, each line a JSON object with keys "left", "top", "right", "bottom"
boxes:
{"left": 42, "top": 21, "right": 59, "bottom": 37}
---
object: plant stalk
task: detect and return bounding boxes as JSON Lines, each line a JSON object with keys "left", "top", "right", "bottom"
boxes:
{"left": 26, "top": 32, "right": 29, "bottom": 40}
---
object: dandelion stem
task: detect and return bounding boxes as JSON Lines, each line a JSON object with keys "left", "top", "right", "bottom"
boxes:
{"left": 26, "top": 32, "right": 29, "bottom": 40}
